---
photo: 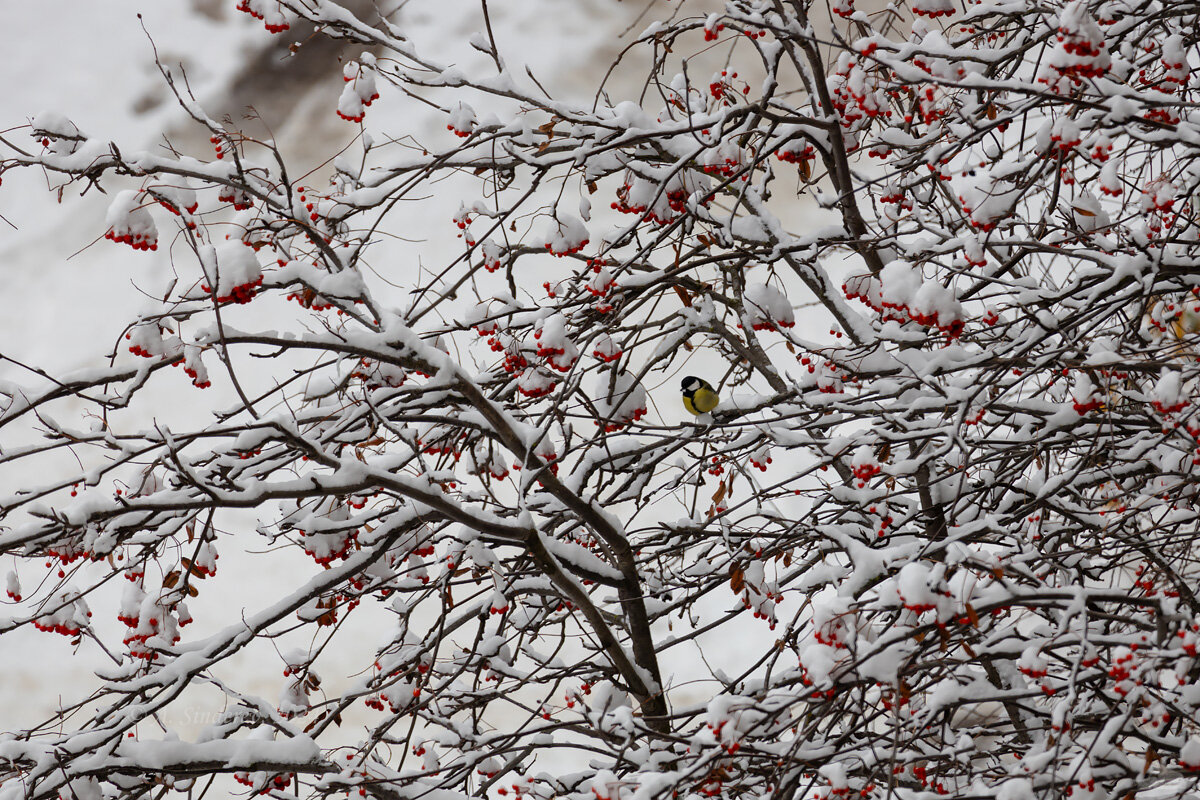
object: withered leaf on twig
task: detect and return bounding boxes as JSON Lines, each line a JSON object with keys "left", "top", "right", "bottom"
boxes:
{"left": 730, "top": 564, "right": 745, "bottom": 594}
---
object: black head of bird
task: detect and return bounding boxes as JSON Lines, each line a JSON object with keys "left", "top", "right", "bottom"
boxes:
{"left": 681, "top": 376, "right": 720, "bottom": 415}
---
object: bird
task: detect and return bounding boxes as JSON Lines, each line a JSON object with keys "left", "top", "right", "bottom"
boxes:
{"left": 681, "top": 376, "right": 720, "bottom": 416}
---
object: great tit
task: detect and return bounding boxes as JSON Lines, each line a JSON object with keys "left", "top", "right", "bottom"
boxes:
{"left": 681, "top": 376, "right": 720, "bottom": 416}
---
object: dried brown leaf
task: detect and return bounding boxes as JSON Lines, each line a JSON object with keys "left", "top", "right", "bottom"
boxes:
{"left": 730, "top": 565, "right": 745, "bottom": 594}
{"left": 303, "top": 710, "right": 328, "bottom": 733}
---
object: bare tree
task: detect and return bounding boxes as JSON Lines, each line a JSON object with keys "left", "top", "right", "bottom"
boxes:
{"left": 4, "top": 1, "right": 1200, "bottom": 799}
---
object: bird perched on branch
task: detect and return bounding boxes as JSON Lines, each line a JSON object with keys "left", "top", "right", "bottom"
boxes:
{"left": 681, "top": 376, "right": 720, "bottom": 416}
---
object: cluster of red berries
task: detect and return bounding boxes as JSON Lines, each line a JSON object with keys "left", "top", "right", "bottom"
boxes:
{"left": 700, "top": 149, "right": 744, "bottom": 177}
{"left": 879, "top": 189, "right": 911, "bottom": 210}
{"left": 612, "top": 183, "right": 683, "bottom": 225}
{"left": 337, "top": 66, "right": 380, "bottom": 123}
{"left": 1144, "top": 107, "right": 1181, "bottom": 126}
{"left": 1049, "top": 130, "right": 1082, "bottom": 157}
{"left": 200, "top": 274, "right": 263, "bottom": 305}
{"left": 117, "top": 606, "right": 140, "bottom": 628}
{"left": 910, "top": 767, "right": 949, "bottom": 795}
{"left": 299, "top": 190, "right": 325, "bottom": 223}
{"left": 1052, "top": 23, "right": 1108, "bottom": 82}
{"left": 879, "top": 689, "right": 908, "bottom": 712}
{"left": 1087, "top": 138, "right": 1114, "bottom": 164}
{"left": 737, "top": 592, "right": 778, "bottom": 629}
{"left": 302, "top": 530, "right": 359, "bottom": 566}
{"left": 587, "top": 272, "right": 616, "bottom": 297}
{"left": 217, "top": 186, "right": 254, "bottom": 211}
{"left": 775, "top": 143, "right": 815, "bottom": 165}
{"left": 544, "top": 238, "right": 589, "bottom": 257}
{"left": 104, "top": 228, "right": 157, "bottom": 251}
{"left": 897, "top": 85, "right": 947, "bottom": 127}
{"left": 517, "top": 374, "right": 558, "bottom": 398}
{"left": 851, "top": 461, "right": 880, "bottom": 488}
{"left": 127, "top": 338, "right": 158, "bottom": 359}
{"left": 958, "top": 245, "right": 988, "bottom": 270}
{"left": 744, "top": 316, "right": 793, "bottom": 333}
{"left": 34, "top": 617, "right": 87, "bottom": 637}
{"left": 961, "top": 407, "right": 987, "bottom": 427}
{"left": 124, "top": 616, "right": 184, "bottom": 661}
{"left": 898, "top": 593, "right": 942, "bottom": 615}
{"left": 593, "top": 344, "right": 622, "bottom": 363}
{"left": 190, "top": 550, "right": 218, "bottom": 578}
{"left": 236, "top": 0, "right": 290, "bottom": 33}
{"left": 1017, "top": 659, "right": 1048, "bottom": 679}
{"left": 286, "top": 289, "right": 335, "bottom": 311}
{"left": 708, "top": 70, "right": 750, "bottom": 103}
{"left": 1064, "top": 778, "right": 1097, "bottom": 796}
{"left": 814, "top": 621, "right": 848, "bottom": 649}
{"left": 829, "top": 65, "right": 891, "bottom": 129}
{"left": 1152, "top": 396, "right": 1189, "bottom": 416}
{"left": 182, "top": 363, "right": 211, "bottom": 390}
{"left": 498, "top": 346, "right": 528, "bottom": 373}
{"left": 46, "top": 545, "right": 87, "bottom": 566}
{"left": 446, "top": 104, "right": 475, "bottom": 137}
{"left": 419, "top": 437, "right": 463, "bottom": 459}
{"left": 912, "top": 0, "right": 955, "bottom": 18}
{"left": 1132, "top": 563, "right": 1159, "bottom": 595}
{"left": 1151, "top": 59, "right": 1189, "bottom": 93}
{"left": 1177, "top": 623, "right": 1200, "bottom": 656}
{"left": 598, "top": 405, "right": 646, "bottom": 433}
{"left": 842, "top": 280, "right": 965, "bottom": 339}
{"left": 533, "top": 334, "right": 576, "bottom": 373}
{"left": 1107, "top": 649, "right": 1140, "bottom": 696}
{"left": 234, "top": 772, "right": 293, "bottom": 794}
{"left": 157, "top": 197, "right": 198, "bottom": 217}
{"left": 925, "top": 162, "right": 954, "bottom": 188}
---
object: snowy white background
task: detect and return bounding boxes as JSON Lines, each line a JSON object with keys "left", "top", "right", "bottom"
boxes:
{"left": 2, "top": 0, "right": 806, "bottom": 742}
